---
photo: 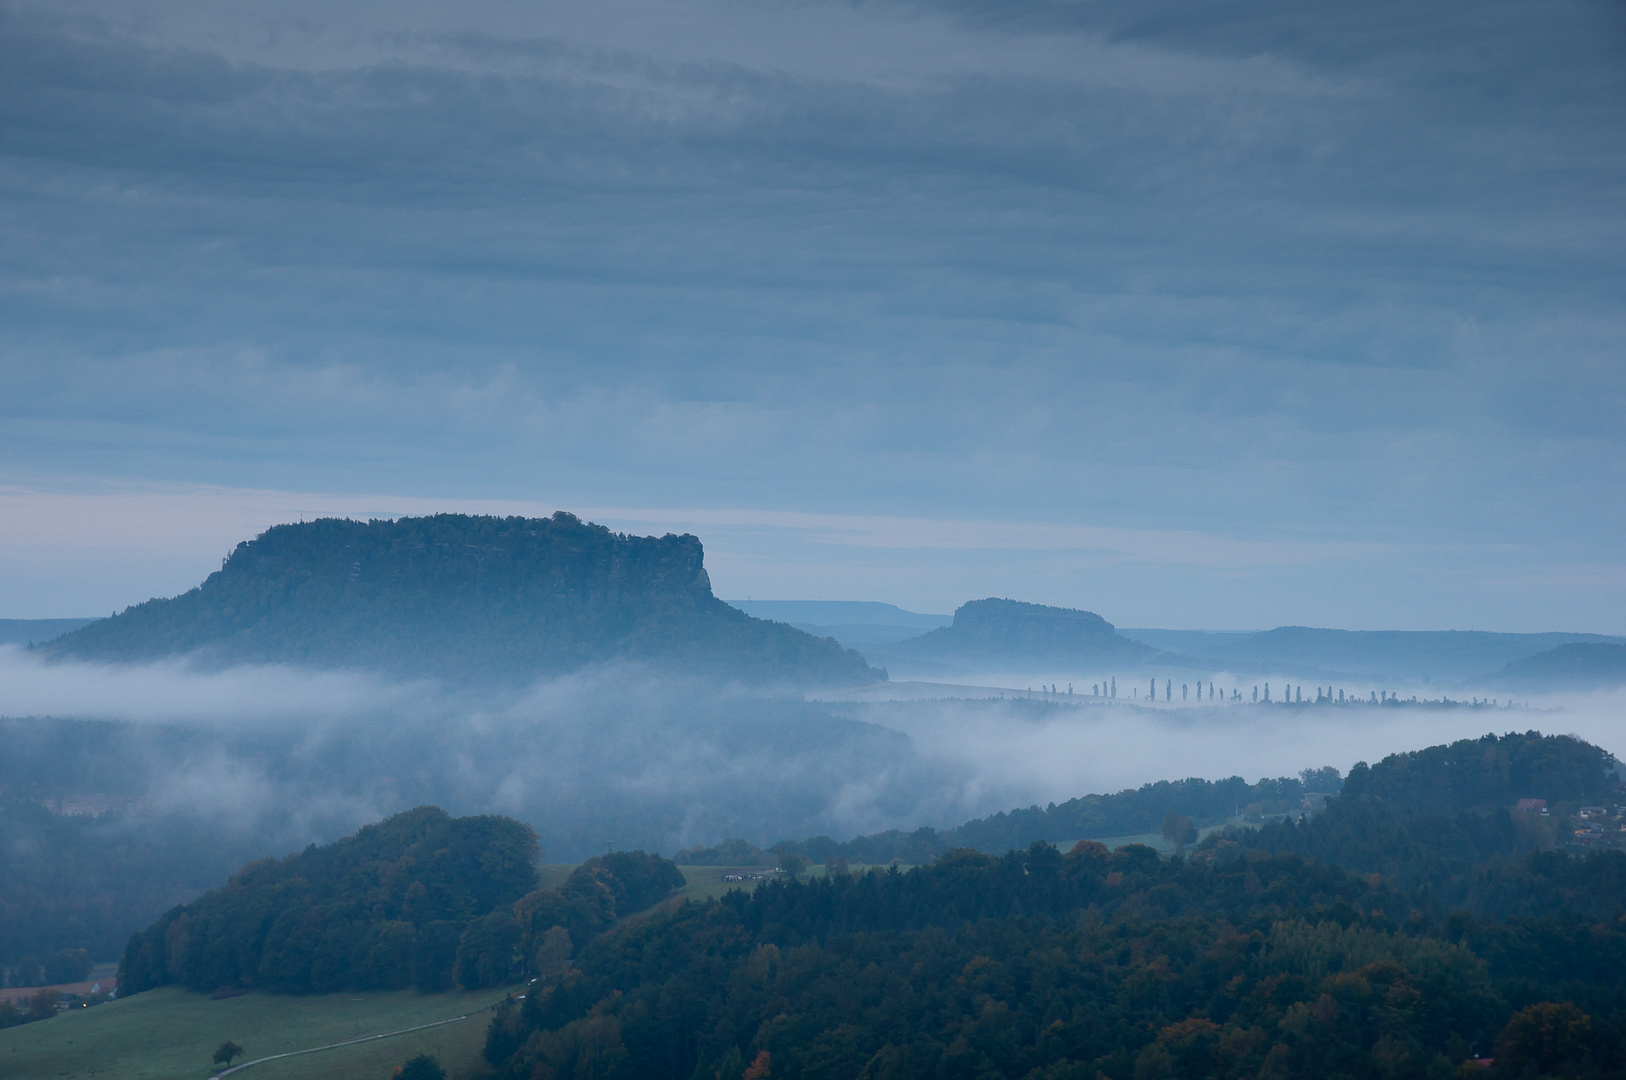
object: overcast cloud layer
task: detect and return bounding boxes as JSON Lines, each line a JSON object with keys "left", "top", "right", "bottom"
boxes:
{"left": 2, "top": 0, "right": 1623, "bottom": 629}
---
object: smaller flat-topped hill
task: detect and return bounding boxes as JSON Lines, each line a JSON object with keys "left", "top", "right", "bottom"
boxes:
{"left": 43, "top": 512, "right": 881, "bottom": 687}
{"left": 889, "top": 598, "right": 1157, "bottom": 667}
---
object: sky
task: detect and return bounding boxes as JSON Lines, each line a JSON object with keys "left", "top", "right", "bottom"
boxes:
{"left": 2, "top": 0, "right": 1624, "bottom": 631}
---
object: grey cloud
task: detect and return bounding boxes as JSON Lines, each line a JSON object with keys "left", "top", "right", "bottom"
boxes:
{"left": 0, "top": 0, "right": 1623, "bottom": 627}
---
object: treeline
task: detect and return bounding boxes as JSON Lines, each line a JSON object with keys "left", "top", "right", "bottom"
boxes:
{"left": 481, "top": 731, "right": 1626, "bottom": 1079}
{"left": 682, "top": 730, "right": 1613, "bottom": 876}
{"left": 1339, "top": 731, "right": 1615, "bottom": 813}
{"left": 120, "top": 807, "right": 541, "bottom": 994}
{"left": 1211, "top": 732, "right": 1623, "bottom": 914}
{"left": 118, "top": 808, "right": 686, "bottom": 997}
{"left": 679, "top": 769, "right": 1339, "bottom": 867}
{"left": 943, "top": 769, "right": 1338, "bottom": 853}
{"left": 482, "top": 841, "right": 1626, "bottom": 1080}
{"left": 922, "top": 727, "right": 1602, "bottom": 860}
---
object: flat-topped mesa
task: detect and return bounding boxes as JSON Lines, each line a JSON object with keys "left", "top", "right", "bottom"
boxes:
{"left": 949, "top": 598, "right": 1120, "bottom": 649}
{"left": 43, "top": 512, "right": 882, "bottom": 687}
{"left": 893, "top": 597, "right": 1156, "bottom": 664}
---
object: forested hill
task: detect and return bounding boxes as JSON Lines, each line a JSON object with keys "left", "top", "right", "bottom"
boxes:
{"left": 484, "top": 733, "right": 1626, "bottom": 1080}
{"left": 119, "top": 806, "right": 539, "bottom": 995}
{"left": 690, "top": 731, "right": 1620, "bottom": 878}
{"left": 118, "top": 808, "right": 687, "bottom": 997}
{"left": 1218, "top": 732, "right": 1626, "bottom": 914}
{"left": 42, "top": 513, "right": 881, "bottom": 686}
{"left": 1336, "top": 730, "right": 1616, "bottom": 813}
{"left": 484, "top": 840, "right": 1626, "bottom": 1080}
{"left": 696, "top": 772, "right": 1330, "bottom": 868}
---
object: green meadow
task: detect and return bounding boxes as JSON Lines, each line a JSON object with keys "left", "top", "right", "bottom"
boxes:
{"left": 0, "top": 984, "right": 513, "bottom": 1080}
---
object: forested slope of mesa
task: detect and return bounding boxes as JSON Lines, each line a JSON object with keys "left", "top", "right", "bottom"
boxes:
{"left": 41, "top": 513, "right": 880, "bottom": 686}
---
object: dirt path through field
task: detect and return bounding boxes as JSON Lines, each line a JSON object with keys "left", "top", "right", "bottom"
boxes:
{"left": 209, "top": 1013, "right": 475, "bottom": 1077}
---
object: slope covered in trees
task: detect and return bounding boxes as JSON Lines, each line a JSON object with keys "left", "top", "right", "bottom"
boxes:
{"left": 15, "top": 721, "right": 1611, "bottom": 984}
{"left": 86, "top": 729, "right": 1626, "bottom": 1079}
{"left": 457, "top": 850, "right": 687, "bottom": 992}
{"left": 752, "top": 732, "right": 1611, "bottom": 873}
{"left": 1337, "top": 732, "right": 1614, "bottom": 814}
{"left": 116, "top": 809, "right": 691, "bottom": 998}
{"left": 483, "top": 841, "right": 1626, "bottom": 1080}
{"left": 119, "top": 807, "right": 541, "bottom": 995}
{"left": 43, "top": 513, "right": 880, "bottom": 686}
{"left": 1212, "top": 732, "right": 1624, "bottom": 914}
{"left": 681, "top": 768, "right": 1340, "bottom": 868}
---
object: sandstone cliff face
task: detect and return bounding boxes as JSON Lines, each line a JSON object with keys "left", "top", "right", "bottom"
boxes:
{"left": 47, "top": 512, "right": 881, "bottom": 687}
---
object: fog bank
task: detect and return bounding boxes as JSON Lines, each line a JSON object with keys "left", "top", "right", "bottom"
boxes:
{"left": 2, "top": 648, "right": 1619, "bottom": 862}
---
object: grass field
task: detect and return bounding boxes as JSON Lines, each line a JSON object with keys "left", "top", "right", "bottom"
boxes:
{"left": 0, "top": 984, "right": 514, "bottom": 1080}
